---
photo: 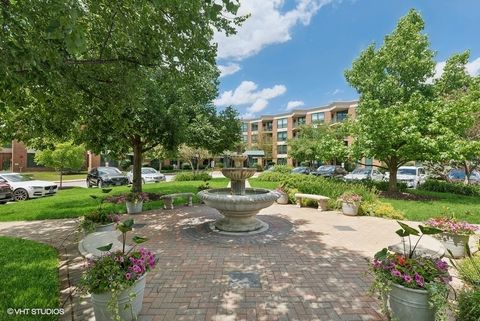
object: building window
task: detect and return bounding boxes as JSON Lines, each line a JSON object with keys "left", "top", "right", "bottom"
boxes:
{"left": 263, "top": 121, "right": 273, "bottom": 131}
{"left": 251, "top": 122, "right": 258, "bottom": 131}
{"left": 27, "top": 153, "right": 43, "bottom": 168}
{"left": 277, "top": 118, "right": 288, "bottom": 129}
{"left": 242, "top": 135, "right": 248, "bottom": 143}
{"left": 295, "top": 117, "right": 305, "bottom": 127}
{"left": 252, "top": 134, "right": 258, "bottom": 143}
{"left": 277, "top": 145, "right": 287, "bottom": 154}
{"left": 277, "top": 158, "right": 287, "bottom": 165}
{"left": 241, "top": 123, "right": 248, "bottom": 132}
{"left": 334, "top": 111, "right": 348, "bottom": 122}
{"left": 311, "top": 112, "right": 325, "bottom": 123}
{"left": 277, "top": 132, "right": 287, "bottom": 142}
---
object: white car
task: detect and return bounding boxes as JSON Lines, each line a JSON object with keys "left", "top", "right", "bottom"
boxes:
{"left": 127, "top": 167, "right": 165, "bottom": 184}
{"left": 344, "top": 167, "right": 384, "bottom": 181}
{"left": 0, "top": 172, "right": 58, "bottom": 201}
{"left": 385, "top": 166, "right": 427, "bottom": 188}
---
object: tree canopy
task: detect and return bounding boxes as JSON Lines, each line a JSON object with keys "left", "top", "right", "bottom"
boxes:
{"left": 345, "top": 9, "right": 480, "bottom": 191}
{"left": 0, "top": 0, "right": 245, "bottom": 191}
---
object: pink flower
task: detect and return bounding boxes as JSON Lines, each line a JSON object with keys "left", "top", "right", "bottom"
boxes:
{"left": 415, "top": 273, "right": 425, "bottom": 287}
{"left": 403, "top": 274, "right": 413, "bottom": 283}
{"left": 125, "top": 272, "right": 132, "bottom": 280}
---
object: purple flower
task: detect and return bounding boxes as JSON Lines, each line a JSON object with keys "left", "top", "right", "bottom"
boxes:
{"left": 391, "top": 269, "right": 402, "bottom": 278}
{"left": 132, "top": 265, "right": 142, "bottom": 274}
{"left": 415, "top": 273, "right": 425, "bottom": 287}
{"left": 403, "top": 274, "right": 413, "bottom": 283}
{"left": 435, "top": 259, "right": 448, "bottom": 271}
{"left": 125, "top": 272, "right": 132, "bottom": 280}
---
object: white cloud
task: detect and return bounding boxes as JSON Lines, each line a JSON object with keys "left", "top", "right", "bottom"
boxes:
{"left": 215, "top": 81, "right": 287, "bottom": 118}
{"left": 215, "top": 0, "right": 333, "bottom": 61}
{"left": 331, "top": 88, "right": 342, "bottom": 95}
{"left": 466, "top": 57, "right": 480, "bottom": 76}
{"left": 431, "top": 57, "right": 480, "bottom": 81}
{"left": 218, "top": 63, "right": 241, "bottom": 78}
{"left": 214, "top": 81, "right": 286, "bottom": 106}
{"left": 286, "top": 100, "right": 305, "bottom": 110}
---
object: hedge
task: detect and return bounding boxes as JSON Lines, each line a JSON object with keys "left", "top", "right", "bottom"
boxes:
{"left": 419, "top": 179, "right": 480, "bottom": 196}
{"left": 174, "top": 172, "right": 211, "bottom": 181}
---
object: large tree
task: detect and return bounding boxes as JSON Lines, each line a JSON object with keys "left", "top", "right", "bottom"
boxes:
{"left": 345, "top": 9, "right": 476, "bottom": 192}
{"left": 0, "top": 1, "right": 245, "bottom": 192}
{"left": 288, "top": 124, "right": 348, "bottom": 165}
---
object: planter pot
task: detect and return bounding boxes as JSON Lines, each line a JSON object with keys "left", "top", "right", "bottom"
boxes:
{"left": 276, "top": 192, "right": 289, "bottom": 205}
{"left": 95, "top": 223, "right": 116, "bottom": 233}
{"left": 91, "top": 273, "right": 147, "bottom": 321}
{"left": 389, "top": 283, "right": 435, "bottom": 321}
{"left": 342, "top": 202, "right": 359, "bottom": 216}
{"left": 126, "top": 201, "right": 143, "bottom": 214}
{"left": 435, "top": 233, "right": 470, "bottom": 258}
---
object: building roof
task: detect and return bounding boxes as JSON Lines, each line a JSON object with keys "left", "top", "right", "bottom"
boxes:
{"left": 242, "top": 100, "right": 358, "bottom": 122}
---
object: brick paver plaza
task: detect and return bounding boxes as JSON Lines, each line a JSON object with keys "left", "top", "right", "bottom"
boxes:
{"left": 0, "top": 204, "right": 415, "bottom": 321}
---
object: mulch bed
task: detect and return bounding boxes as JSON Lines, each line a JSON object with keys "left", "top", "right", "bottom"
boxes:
{"left": 380, "top": 191, "right": 439, "bottom": 201}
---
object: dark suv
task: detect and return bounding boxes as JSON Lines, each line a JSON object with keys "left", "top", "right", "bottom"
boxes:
{"left": 310, "top": 165, "right": 348, "bottom": 179}
{"left": 0, "top": 178, "right": 13, "bottom": 204}
{"left": 86, "top": 167, "right": 129, "bottom": 188}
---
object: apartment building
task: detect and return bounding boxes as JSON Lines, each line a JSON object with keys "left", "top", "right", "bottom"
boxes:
{"left": 241, "top": 101, "right": 358, "bottom": 166}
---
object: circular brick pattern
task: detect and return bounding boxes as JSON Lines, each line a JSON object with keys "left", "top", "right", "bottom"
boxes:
{"left": 180, "top": 215, "right": 294, "bottom": 245}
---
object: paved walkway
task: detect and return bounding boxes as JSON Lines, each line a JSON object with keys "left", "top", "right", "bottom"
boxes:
{"left": 0, "top": 204, "right": 444, "bottom": 321}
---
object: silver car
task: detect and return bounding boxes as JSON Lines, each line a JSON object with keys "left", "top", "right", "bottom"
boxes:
{"left": 127, "top": 167, "right": 165, "bottom": 184}
{"left": 344, "top": 167, "right": 384, "bottom": 181}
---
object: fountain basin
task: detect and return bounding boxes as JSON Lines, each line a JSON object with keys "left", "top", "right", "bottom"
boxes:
{"left": 221, "top": 168, "right": 256, "bottom": 180}
{"left": 198, "top": 188, "right": 280, "bottom": 232}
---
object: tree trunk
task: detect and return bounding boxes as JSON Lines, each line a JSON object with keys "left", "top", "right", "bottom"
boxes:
{"left": 388, "top": 159, "right": 399, "bottom": 193}
{"left": 464, "top": 160, "right": 471, "bottom": 185}
{"left": 132, "top": 138, "right": 143, "bottom": 193}
{"left": 59, "top": 170, "right": 63, "bottom": 189}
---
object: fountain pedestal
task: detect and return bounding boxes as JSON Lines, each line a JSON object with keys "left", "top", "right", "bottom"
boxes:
{"left": 197, "top": 154, "right": 279, "bottom": 233}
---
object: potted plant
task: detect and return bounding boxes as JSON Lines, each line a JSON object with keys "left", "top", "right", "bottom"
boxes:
{"left": 81, "top": 189, "right": 121, "bottom": 234}
{"left": 371, "top": 221, "right": 451, "bottom": 321}
{"left": 275, "top": 186, "right": 289, "bottom": 205}
{"left": 426, "top": 217, "right": 478, "bottom": 258}
{"left": 339, "top": 192, "right": 362, "bottom": 216}
{"left": 81, "top": 209, "right": 121, "bottom": 234}
{"left": 79, "top": 219, "right": 156, "bottom": 321}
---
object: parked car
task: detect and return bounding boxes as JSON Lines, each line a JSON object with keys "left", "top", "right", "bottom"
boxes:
{"left": 291, "top": 167, "right": 311, "bottom": 175}
{"left": 384, "top": 166, "right": 427, "bottom": 188}
{"left": 0, "top": 178, "right": 14, "bottom": 204}
{"left": 310, "top": 165, "right": 347, "bottom": 178}
{"left": 86, "top": 167, "right": 129, "bottom": 188}
{"left": 447, "top": 169, "right": 480, "bottom": 184}
{"left": 127, "top": 167, "right": 165, "bottom": 184}
{"left": 344, "top": 167, "right": 384, "bottom": 182}
{"left": 0, "top": 172, "right": 58, "bottom": 201}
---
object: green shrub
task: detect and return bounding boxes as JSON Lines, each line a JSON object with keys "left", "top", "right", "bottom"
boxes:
{"left": 359, "top": 200, "right": 405, "bottom": 219}
{"left": 175, "top": 172, "right": 211, "bottom": 181}
{"left": 457, "top": 289, "right": 480, "bottom": 321}
{"left": 457, "top": 254, "right": 480, "bottom": 287}
{"left": 271, "top": 165, "right": 293, "bottom": 174}
{"left": 257, "top": 172, "right": 290, "bottom": 182}
{"left": 353, "top": 179, "right": 408, "bottom": 192}
{"left": 216, "top": 163, "right": 224, "bottom": 169}
{"left": 256, "top": 164, "right": 264, "bottom": 172}
{"left": 419, "top": 179, "right": 480, "bottom": 196}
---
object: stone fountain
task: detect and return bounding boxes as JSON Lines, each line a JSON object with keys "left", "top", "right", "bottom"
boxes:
{"left": 198, "top": 154, "right": 280, "bottom": 233}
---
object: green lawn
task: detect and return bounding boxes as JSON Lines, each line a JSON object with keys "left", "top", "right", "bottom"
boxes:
{"left": 0, "top": 179, "right": 229, "bottom": 221}
{"left": 23, "top": 171, "right": 87, "bottom": 182}
{"left": 382, "top": 190, "right": 480, "bottom": 224}
{"left": 0, "top": 236, "right": 59, "bottom": 321}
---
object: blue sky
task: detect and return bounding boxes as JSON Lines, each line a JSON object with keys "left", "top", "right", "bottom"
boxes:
{"left": 213, "top": 0, "right": 480, "bottom": 119}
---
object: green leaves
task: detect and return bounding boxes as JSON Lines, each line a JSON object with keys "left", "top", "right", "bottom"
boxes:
{"left": 96, "top": 243, "right": 113, "bottom": 252}
{"left": 117, "top": 219, "right": 134, "bottom": 233}
{"left": 419, "top": 225, "right": 443, "bottom": 235}
{"left": 132, "top": 236, "right": 148, "bottom": 244}
{"left": 396, "top": 221, "right": 419, "bottom": 236}
{"left": 374, "top": 248, "right": 388, "bottom": 260}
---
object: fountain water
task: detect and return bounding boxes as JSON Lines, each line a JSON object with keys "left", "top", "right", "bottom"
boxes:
{"left": 198, "top": 154, "right": 280, "bottom": 233}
